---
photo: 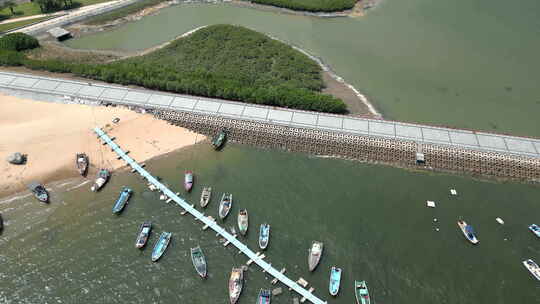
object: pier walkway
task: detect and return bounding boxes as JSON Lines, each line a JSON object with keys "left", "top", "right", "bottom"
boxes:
{"left": 2, "top": 71, "right": 539, "bottom": 159}
{"left": 94, "top": 127, "right": 327, "bottom": 304}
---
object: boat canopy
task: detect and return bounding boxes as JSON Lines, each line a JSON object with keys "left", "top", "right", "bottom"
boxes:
{"left": 465, "top": 225, "right": 475, "bottom": 234}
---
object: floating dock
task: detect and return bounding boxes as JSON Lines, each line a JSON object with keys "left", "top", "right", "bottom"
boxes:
{"left": 94, "top": 127, "right": 327, "bottom": 304}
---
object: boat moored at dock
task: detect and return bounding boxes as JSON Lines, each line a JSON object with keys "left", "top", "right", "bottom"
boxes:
{"left": 212, "top": 129, "right": 227, "bottom": 150}
{"left": 151, "top": 232, "right": 172, "bottom": 262}
{"left": 457, "top": 220, "right": 479, "bottom": 244}
{"left": 257, "top": 288, "right": 271, "bottom": 304}
{"left": 112, "top": 187, "right": 132, "bottom": 214}
{"left": 219, "top": 193, "right": 233, "bottom": 220}
{"left": 355, "top": 280, "right": 371, "bottom": 304}
{"left": 190, "top": 246, "right": 207, "bottom": 278}
{"left": 91, "top": 169, "right": 110, "bottom": 192}
{"left": 200, "top": 187, "right": 212, "bottom": 208}
{"left": 259, "top": 223, "right": 270, "bottom": 250}
{"left": 238, "top": 209, "right": 248, "bottom": 235}
{"left": 28, "top": 182, "right": 49, "bottom": 203}
{"left": 184, "top": 170, "right": 194, "bottom": 192}
{"left": 135, "top": 222, "right": 152, "bottom": 249}
{"left": 329, "top": 266, "right": 342, "bottom": 296}
{"left": 76, "top": 153, "right": 89, "bottom": 176}
{"left": 308, "top": 241, "right": 324, "bottom": 271}
{"left": 229, "top": 267, "right": 243, "bottom": 304}
{"left": 528, "top": 224, "right": 540, "bottom": 238}
{"left": 522, "top": 259, "right": 540, "bottom": 281}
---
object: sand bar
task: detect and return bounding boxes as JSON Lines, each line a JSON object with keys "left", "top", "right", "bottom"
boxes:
{"left": 0, "top": 94, "right": 203, "bottom": 197}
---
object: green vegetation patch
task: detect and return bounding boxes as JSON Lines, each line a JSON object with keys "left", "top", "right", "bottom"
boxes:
{"left": 0, "top": 25, "right": 346, "bottom": 113}
{"left": 248, "top": 0, "right": 356, "bottom": 12}
{"left": 0, "top": 32, "right": 40, "bottom": 51}
{"left": 0, "top": 16, "right": 51, "bottom": 33}
{"left": 84, "top": 0, "right": 166, "bottom": 25}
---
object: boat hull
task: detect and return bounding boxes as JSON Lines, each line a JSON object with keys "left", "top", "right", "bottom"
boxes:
{"left": 259, "top": 224, "right": 270, "bottom": 250}
{"left": 329, "top": 267, "right": 342, "bottom": 296}
{"left": 523, "top": 259, "right": 540, "bottom": 281}
{"left": 112, "top": 187, "right": 132, "bottom": 214}
{"left": 308, "top": 241, "right": 323, "bottom": 272}
{"left": 184, "top": 171, "right": 193, "bottom": 192}
{"left": 151, "top": 232, "right": 172, "bottom": 262}
{"left": 529, "top": 224, "right": 540, "bottom": 238}
{"left": 219, "top": 193, "right": 233, "bottom": 220}
{"left": 91, "top": 169, "right": 110, "bottom": 192}
{"left": 212, "top": 130, "right": 227, "bottom": 150}
{"left": 200, "top": 187, "right": 212, "bottom": 208}
{"left": 457, "top": 220, "right": 479, "bottom": 244}
{"left": 135, "top": 222, "right": 152, "bottom": 249}
{"left": 355, "top": 280, "right": 371, "bottom": 304}
{"left": 238, "top": 209, "right": 248, "bottom": 236}
{"left": 76, "top": 153, "right": 89, "bottom": 177}
{"left": 229, "top": 268, "right": 243, "bottom": 304}
{"left": 257, "top": 289, "right": 271, "bottom": 304}
{"left": 191, "top": 246, "right": 208, "bottom": 278}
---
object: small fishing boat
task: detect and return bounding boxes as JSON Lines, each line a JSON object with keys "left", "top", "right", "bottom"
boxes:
{"left": 259, "top": 223, "right": 270, "bottom": 250}
{"left": 522, "top": 259, "right": 540, "bottom": 281}
{"left": 238, "top": 209, "right": 248, "bottom": 236}
{"left": 528, "top": 224, "right": 540, "bottom": 238}
{"left": 200, "top": 187, "right": 212, "bottom": 208}
{"left": 457, "top": 220, "right": 479, "bottom": 244}
{"left": 28, "top": 182, "right": 49, "bottom": 203}
{"left": 91, "top": 169, "right": 110, "bottom": 192}
{"left": 256, "top": 288, "right": 271, "bottom": 304}
{"left": 112, "top": 187, "right": 132, "bottom": 214}
{"left": 329, "top": 266, "right": 342, "bottom": 296}
{"left": 151, "top": 232, "right": 172, "bottom": 262}
{"left": 212, "top": 129, "right": 227, "bottom": 150}
{"left": 184, "top": 170, "right": 194, "bottom": 192}
{"left": 308, "top": 241, "right": 323, "bottom": 271}
{"left": 219, "top": 193, "right": 233, "bottom": 220}
{"left": 190, "top": 246, "right": 207, "bottom": 278}
{"left": 135, "top": 222, "right": 152, "bottom": 249}
{"left": 76, "top": 153, "right": 89, "bottom": 176}
{"left": 355, "top": 280, "right": 371, "bottom": 304}
{"left": 228, "top": 267, "right": 243, "bottom": 304}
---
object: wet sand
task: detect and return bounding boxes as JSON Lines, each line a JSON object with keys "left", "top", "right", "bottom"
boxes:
{"left": 0, "top": 94, "right": 204, "bottom": 197}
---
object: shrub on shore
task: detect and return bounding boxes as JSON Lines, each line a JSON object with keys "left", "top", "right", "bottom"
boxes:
{"left": 248, "top": 0, "right": 356, "bottom": 12}
{"left": 0, "top": 32, "right": 39, "bottom": 51}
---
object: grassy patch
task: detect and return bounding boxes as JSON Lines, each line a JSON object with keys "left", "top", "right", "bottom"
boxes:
{"left": 248, "top": 0, "right": 356, "bottom": 12}
{"left": 0, "top": 0, "right": 112, "bottom": 21}
{"left": 0, "top": 16, "right": 51, "bottom": 33}
{"left": 84, "top": 0, "right": 166, "bottom": 25}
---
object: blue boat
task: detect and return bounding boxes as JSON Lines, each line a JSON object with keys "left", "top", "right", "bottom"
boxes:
{"left": 112, "top": 187, "right": 132, "bottom": 214}
{"left": 256, "top": 288, "right": 271, "bottom": 304}
{"left": 457, "top": 220, "right": 479, "bottom": 244}
{"left": 259, "top": 223, "right": 270, "bottom": 250}
{"left": 329, "top": 266, "right": 342, "bottom": 296}
{"left": 529, "top": 224, "right": 540, "bottom": 238}
{"left": 151, "top": 232, "right": 172, "bottom": 262}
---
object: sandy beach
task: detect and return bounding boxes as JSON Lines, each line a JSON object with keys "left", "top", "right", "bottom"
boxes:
{"left": 0, "top": 94, "right": 204, "bottom": 197}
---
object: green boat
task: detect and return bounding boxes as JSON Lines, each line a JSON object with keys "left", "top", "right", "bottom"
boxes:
{"left": 354, "top": 280, "right": 370, "bottom": 304}
{"left": 211, "top": 129, "right": 227, "bottom": 150}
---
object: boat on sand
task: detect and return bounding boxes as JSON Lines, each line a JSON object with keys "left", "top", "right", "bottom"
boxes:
{"left": 522, "top": 259, "right": 540, "bottom": 281}
{"left": 135, "top": 222, "right": 152, "bottom": 249}
{"left": 151, "top": 232, "right": 172, "bottom": 262}
{"left": 76, "top": 153, "right": 89, "bottom": 176}
{"left": 257, "top": 288, "right": 271, "bottom": 304}
{"left": 219, "top": 193, "right": 233, "bottom": 220}
{"left": 457, "top": 220, "right": 479, "bottom": 244}
{"left": 308, "top": 241, "right": 323, "bottom": 271}
{"left": 238, "top": 209, "right": 248, "bottom": 235}
{"left": 200, "top": 187, "right": 212, "bottom": 208}
{"left": 259, "top": 223, "right": 270, "bottom": 250}
{"left": 355, "top": 280, "right": 371, "bottom": 304}
{"left": 212, "top": 129, "right": 227, "bottom": 150}
{"left": 184, "top": 170, "right": 194, "bottom": 192}
{"left": 229, "top": 267, "right": 243, "bottom": 304}
{"left": 112, "top": 187, "right": 132, "bottom": 214}
{"left": 190, "top": 246, "right": 207, "bottom": 278}
{"left": 91, "top": 169, "right": 110, "bottom": 192}
{"left": 329, "top": 266, "right": 342, "bottom": 296}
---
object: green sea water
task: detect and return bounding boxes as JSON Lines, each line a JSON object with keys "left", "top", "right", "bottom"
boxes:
{"left": 65, "top": 0, "right": 540, "bottom": 137}
{"left": 1, "top": 144, "right": 539, "bottom": 303}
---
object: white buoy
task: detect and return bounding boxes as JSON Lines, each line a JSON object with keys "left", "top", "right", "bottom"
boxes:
{"left": 159, "top": 194, "right": 167, "bottom": 201}
{"left": 435, "top": 228, "right": 440, "bottom": 232}
{"left": 433, "top": 218, "right": 438, "bottom": 222}
{"left": 450, "top": 189, "right": 457, "bottom": 196}
{"left": 496, "top": 217, "right": 505, "bottom": 225}
{"left": 426, "top": 201, "right": 436, "bottom": 208}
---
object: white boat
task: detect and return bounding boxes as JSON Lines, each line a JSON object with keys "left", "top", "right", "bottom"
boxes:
{"left": 200, "top": 187, "right": 212, "bottom": 208}
{"left": 457, "top": 220, "right": 479, "bottom": 244}
{"left": 522, "top": 259, "right": 540, "bottom": 281}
